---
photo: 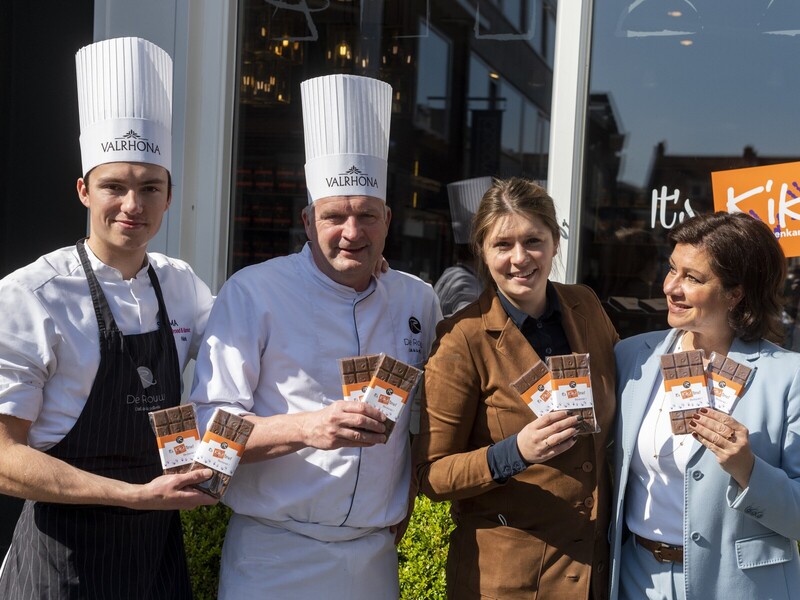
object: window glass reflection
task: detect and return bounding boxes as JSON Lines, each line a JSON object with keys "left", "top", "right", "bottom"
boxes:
{"left": 231, "top": 0, "right": 556, "bottom": 287}
{"left": 583, "top": 0, "right": 800, "bottom": 345}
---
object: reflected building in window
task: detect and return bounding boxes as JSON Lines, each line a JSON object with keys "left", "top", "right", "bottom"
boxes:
{"left": 229, "top": 0, "right": 557, "bottom": 282}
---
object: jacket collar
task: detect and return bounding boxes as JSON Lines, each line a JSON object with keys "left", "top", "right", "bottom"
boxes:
{"left": 478, "top": 282, "right": 589, "bottom": 359}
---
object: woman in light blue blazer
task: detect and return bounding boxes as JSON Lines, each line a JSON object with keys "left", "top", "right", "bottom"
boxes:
{"left": 610, "top": 212, "right": 800, "bottom": 600}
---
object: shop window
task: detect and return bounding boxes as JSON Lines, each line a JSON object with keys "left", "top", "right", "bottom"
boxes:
{"left": 582, "top": 0, "right": 800, "bottom": 345}
{"left": 230, "top": 0, "right": 557, "bottom": 284}
{"left": 414, "top": 23, "right": 450, "bottom": 139}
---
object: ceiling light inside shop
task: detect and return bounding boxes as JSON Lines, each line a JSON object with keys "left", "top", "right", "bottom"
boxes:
{"left": 667, "top": 11, "right": 682, "bottom": 17}
{"left": 489, "top": 72, "right": 499, "bottom": 80}
{"left": 679, "top": 39, "right": 693, "bottom": 46}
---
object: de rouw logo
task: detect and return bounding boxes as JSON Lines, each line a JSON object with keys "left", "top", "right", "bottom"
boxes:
{"left": 408, "top": 316, "right": 421, "bottom": 334}
{"left": 325, "top": 165, "right": 379, "bottom": 189}
{"left": 100, "top": 129, "right": 161, "bottom": 155}
{"left": 137, "top": 366, "right": 157, "bottom": 389}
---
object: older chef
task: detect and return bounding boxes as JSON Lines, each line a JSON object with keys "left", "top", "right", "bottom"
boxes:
{"left": 434, "top": 176, "right": 492, "bottom": 317}
{"left": 189, "top": 74, "right": 442, "bottom": 599}
{"left": 0, "top": 37, "right": 216, "bottom": 598}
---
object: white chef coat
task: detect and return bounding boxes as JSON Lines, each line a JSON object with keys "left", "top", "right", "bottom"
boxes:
{"left": 0, "top": 244, "right": 214, "bottom": 450}
{"left": 433, "top": 263, "right": 482, "bottom": 317}
{"left": 190, "top": 243, "right": 442, "bottom": 539}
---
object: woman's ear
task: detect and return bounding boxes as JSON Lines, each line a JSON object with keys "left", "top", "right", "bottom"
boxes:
{"left": 728, "top": 285, "right": 744, "bottom": 310}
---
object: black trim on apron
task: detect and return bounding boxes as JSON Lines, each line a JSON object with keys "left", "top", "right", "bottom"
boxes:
{"left": 0, "top": 240, "right": 193, "bottom": 599}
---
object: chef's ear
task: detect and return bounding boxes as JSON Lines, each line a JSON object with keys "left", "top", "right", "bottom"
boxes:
{"left": 77, "top": 176, "right": 90, "bottom": 208}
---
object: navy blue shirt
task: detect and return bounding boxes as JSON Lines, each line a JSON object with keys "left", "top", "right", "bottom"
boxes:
{"left": 486, "top": 283, "right": 572, "bottom": 483}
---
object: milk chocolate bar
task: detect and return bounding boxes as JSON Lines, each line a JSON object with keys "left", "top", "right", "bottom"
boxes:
{"left": 707, "top": 352, "right": 751, "bottom": 414}
{"left": 660, "top": 350, "right": 708, "bottom": 434}
{"left": 362, "top": 354, "right": 423, "bottom": 439}
{"left": 510, "top": 360, "right": 554, "bottom": 417}
{"left": 338, "top": 354, "right": 381, "bottom": 401}
{"left": 547, "top": 353, "right": 598, "bottom": 434}
{"left": 190, "top": 409, "right": 254, "bottom": 498}
{"left": 149, "top": 404, "right": 201, "bottom": 474}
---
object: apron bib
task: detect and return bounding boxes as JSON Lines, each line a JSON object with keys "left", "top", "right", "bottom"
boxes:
{"left": 0, "top": 240, "right": 192, "bottom": 600}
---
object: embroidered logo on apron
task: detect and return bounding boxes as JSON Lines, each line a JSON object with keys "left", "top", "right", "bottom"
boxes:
{"left": 137, "top": 366, "right": 157, "bottom": 389}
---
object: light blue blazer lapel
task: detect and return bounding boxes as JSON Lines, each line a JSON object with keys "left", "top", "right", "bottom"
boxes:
{"left": 622, "top": 329, "right": 680, "bottom": 454}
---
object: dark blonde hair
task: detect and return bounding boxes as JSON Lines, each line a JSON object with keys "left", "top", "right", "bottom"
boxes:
{"left": 470, "top": 177, "right": 560, "bottom": 286}
{"left": 668, "top": 212, "right": 786, "bottom": 342}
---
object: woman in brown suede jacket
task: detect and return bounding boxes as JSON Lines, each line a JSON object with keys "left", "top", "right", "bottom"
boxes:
{"left": 414, "top": 178, "right": 618, "bottom": 599}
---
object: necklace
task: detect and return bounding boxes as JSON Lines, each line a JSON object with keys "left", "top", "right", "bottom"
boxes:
{"left": 653, "top": 332, "right": 687, "bottom": 459}
{"left": 652, "top": 390, "right": 687, "bottom": 459}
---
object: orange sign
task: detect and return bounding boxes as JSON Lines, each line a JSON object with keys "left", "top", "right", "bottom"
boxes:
{"left": 711, "top": 161, "right": 800, "bottom": 257}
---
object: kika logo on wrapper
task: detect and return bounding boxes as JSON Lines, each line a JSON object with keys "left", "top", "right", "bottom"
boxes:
{"left": 325, "top": 165, "right": 379, "bottom": 190}
{"left": 100, "top": 129, "right": 161, "bottom": 155}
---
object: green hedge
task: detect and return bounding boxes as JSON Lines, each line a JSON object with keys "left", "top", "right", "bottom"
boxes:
{"left": 398, "top": 496, "right": 454, "bottom": 599}
{"left": 180, "top": 496, "right": 453, "bottom": 599}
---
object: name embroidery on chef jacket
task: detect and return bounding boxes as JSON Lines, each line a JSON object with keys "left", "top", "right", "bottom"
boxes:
{"left": 167, "top": 318, "right": 192, "bottom": 342}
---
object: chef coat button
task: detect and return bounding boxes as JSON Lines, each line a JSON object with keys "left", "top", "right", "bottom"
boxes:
{"left": 537, "top": 322, "right": 543, "bottom": 329}
{"left": 583, "top": 497, "right": 595, "bottom": 509}
{"left": 691, "top": 531, "right": 701, "bottom": 542}
{"left": 545, "top": 348, "right": 552, "bottom": 355}
{"left": 692, "top": 470, "right": 703, "bottom": 480}
{"left": 581, "top": 461, "right": 594, "bottom": 473}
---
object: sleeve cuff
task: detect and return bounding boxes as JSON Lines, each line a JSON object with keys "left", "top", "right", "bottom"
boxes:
{"left": 487, "top": 434, "right": 529, "bottom": 483}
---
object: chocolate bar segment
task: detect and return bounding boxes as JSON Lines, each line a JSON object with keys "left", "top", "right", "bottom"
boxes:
{"left": 510, "top": 360, "right": 554, "bottom": 417}
{"left": 660, "top": 350, "right": 708, "bottom": 434}
{"left": 707, "top": 352, "right": 751, "bottom": 414}
{"left": 708, "top": 353, "right": 751, "bottom": 385}
{"left": 190, "top": 409, "right": 253, "bottom": 499}
{"left": 149, "top": 404, "right": 200, "bottom": 474}
{"left": 339, "top": 354, "right": 381, "bottom": 386}
{"left": 362, "top": 354, "right": 423, "bottom": 439}
{"left": 547, "top": 353, "right": 598, "bottom": 434}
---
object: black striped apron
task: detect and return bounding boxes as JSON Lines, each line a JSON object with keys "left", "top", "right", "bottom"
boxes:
{"left": 0, "top": 240, "right": 192, "bottom": 599}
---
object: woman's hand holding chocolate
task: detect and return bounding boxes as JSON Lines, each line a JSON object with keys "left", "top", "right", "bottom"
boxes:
{"left": 516, "top": 410, "right": 581, "bottom": 464}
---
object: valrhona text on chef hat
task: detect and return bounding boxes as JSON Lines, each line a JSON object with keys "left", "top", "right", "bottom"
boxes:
{"left": 76, "top": 37, "right": 172, "bottom": 177}
{"left": 447, "top": 176, "right": 493, "bottom": 244}
{"left": 301, "top": 74, "right": 392, "bottom": 203}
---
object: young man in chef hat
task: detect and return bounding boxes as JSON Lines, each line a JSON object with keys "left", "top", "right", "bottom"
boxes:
{"left": 190, "top": 74, "right": 442, "bottom": 599}
{"left": 434, "top": 175, "right": 493, "bottom": 317}
{"left": 0, "top": 37, "right": 216, "bottom": 598}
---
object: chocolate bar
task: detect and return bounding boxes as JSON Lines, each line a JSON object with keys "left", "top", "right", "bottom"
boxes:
{"left": 510, "top": 360, "right": 554, "bottom": 417}
{"left": 338, "top": 354, "right": 381, "bottom": 401}
{"left": 362, "top": 354, "right": 423, "bottom": 439}
{"left": 547, "top": 353, "right": 598, "bottom": 434}
{"left": 190, "top": 409, "right": 254, "bottom": 498}
{"left": 149, "top": 404, "right": 200, "bottom": 474}
{"left": 707, "top": 352, "right": 751, "bottom": 414}
{"left": 660, "top": 350, "right": 709, "bottom": 434}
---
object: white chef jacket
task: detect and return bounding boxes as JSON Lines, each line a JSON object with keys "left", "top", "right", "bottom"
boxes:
{"left": 190, "top": 243, "right": 442, "bottom": 540}
{"left": 433, "top": 264, "right": 482, "bottom": 317}
{"left": 0, "top": 244, "right": 214, "bottom": 450}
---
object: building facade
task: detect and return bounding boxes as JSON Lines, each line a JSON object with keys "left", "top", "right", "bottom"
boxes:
{"left": 5, "top": 0, "right": 800, "bottom": 342}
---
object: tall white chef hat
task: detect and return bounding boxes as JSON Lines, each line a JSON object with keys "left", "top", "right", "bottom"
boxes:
{"left": 447, "top": 176, "right": 493, "bottom": 244}
{"left": 75, "top": 37, "right": 172, "bottom": 177}
{"left": 301, "top": 74, "right": 392, "bottom": 204}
